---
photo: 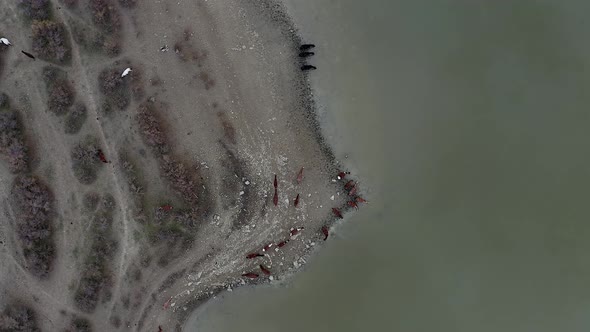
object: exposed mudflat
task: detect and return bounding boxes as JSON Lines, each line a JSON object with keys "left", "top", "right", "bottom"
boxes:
{"left": 0, "top": 1, "right": 360, "bottom": 331}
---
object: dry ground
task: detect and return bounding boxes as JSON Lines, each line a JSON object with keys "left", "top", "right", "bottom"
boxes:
{"left": 0, "top": 1, "right": 359, "bottom": 331}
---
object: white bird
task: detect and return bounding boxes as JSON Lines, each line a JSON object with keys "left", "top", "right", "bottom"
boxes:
{"left": 121, "top": 67, "right": 132, "bottom": 77}
{"left": 0, "top": 38, "right": 11, "bottom": 46}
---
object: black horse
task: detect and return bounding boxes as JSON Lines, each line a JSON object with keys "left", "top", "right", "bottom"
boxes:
{"left": 299, "top": 44, "right": 315, "bottom": 51}
{"left": 21, "top": 50, "right": 35, "bottom": 60}
{"left": 298, "top": 51, "right": 315, "bottom": 58}
{"left": 301, "top": 65, "right": 317, "bottom": 71}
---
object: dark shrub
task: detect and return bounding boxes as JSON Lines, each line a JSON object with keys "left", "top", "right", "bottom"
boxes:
{"left": 98, "top": 67, "right": 129, "bottom": 111}
{"left": 82, "top": 192, "right": 100, "bottom": 211}
{"left": 136, "top": 102, "right": 169, "bottom": 154}
{"left": 89, "top": 0, "right": 121, "bottom": 33}
{"left": 0, "top": 304, "right": 40, "bottom": 331}
{"left": 160, "top": 155, "right": 201, "bottom": 205}
{"left": 71, "top": 138, "right": 103, "bottom": 184}
{"left": 74, "top": 196, "right": 117, "bottom": 313}
{"left": 64, "top": 103, "right": 87, "bottom": 134}
{"left": 101, "top": 35, "right": 120, "bottom": 56}
{"left": 63, "top": 0, "right": 78, "bottom": 8}
{"left": 19, "top": 0, "right": 51, "bottom": 20}
{"left": 130, "top": 67, "right": 144, "bottom": 101}
{"left": 32, "top": 20, "right": 71, "bottom": 64}
{"left": 11, "top": 175, "right": 55, "bottom": 278}
{"left": 118, "top": 0, "right": 136, "bottom": 8}
{"left": 66, "top": 317, "right": 92, "bottom": 332}
{"left": 43, "top": 67, "right": 75, "bottom": 115}
{"left": 0, "top": 92, "right": 8, "bottom": 109}
{"left": 0, "top": 107, "right": 29, "bottom": 173}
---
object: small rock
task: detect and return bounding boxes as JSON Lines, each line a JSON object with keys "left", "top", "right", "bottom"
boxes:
{"left": 293, "top": 261, "right": 300, "bottom": 268}
{"left": 245, "top": 180, "right": 250, "bottom": 185}
{"left": 227, "top": 287, "right": 232, "bottom": 292}
{"left": 330, "top": 195, "right": 335, "bottom": 200}
{"left": 269, "top": 276, "right": 274, "bottom": 281}
{"left": 239, "top": 191, "right": 245, "bottom": 196}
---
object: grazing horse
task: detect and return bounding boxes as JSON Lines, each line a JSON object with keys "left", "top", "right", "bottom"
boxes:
{"left": 242, "top": 272, "right": 259, "bottom": 278}
{"left": 321, "top": 226, "right": 329, "bottom": 240}
{"left": 21, "top": 50, "right": 35, "bottom": 60}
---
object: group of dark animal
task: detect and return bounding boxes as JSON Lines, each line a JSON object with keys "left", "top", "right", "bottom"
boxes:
{"left": 299, "top": 43, "right": 317, "bottom": 71}
{"left": 241, "top": 168, "right": 367, "bottom": 279}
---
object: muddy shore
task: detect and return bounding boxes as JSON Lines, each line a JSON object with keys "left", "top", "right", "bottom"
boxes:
{"left": 0, "top": 1, "right": 358, "bottom": 331}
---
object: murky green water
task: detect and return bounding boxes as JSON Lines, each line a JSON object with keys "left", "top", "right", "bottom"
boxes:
{"left": 185, "top": 1, "right": 590, "bottom": 331}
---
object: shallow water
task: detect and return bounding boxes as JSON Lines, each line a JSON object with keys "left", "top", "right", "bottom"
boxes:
{"left": 185, "top": 1, "right": 590, "bottom": 331}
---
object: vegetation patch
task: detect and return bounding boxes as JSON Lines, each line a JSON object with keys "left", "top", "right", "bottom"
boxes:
{"left": 66, "top": 17, "right": 118, "bottom": 56}
{"left": 136, "top": 101, "right": 170, "bottom": 155}
{"left": 70, "top": 137, "right": 104, "bottom": 185}
{"left": 84, "top": 0, "right": 123, "bottom": 56}
{"left": 119, "top": 152, "right": 146, "bottom": 214}
{"left": 130, "top": 67, "right": 145, "bottom": 101}
{"left": 0, "top": 303, "right": 40, "bottom": 331}
{"left": 11, "top": 175, "right": 55, "bottom": 278}
{"left": 67, "top": 317, "right": 92, "bottom": 332}
{"left": 43, "top": 66, "right": 75, "bottom": 115}
{"left": 118, "top": 0, "right": 137, "bottom": 8}
{"left": 98, "top": 66, "right": 130, "bottom": 111}
{"left": 82, "top": 192, "right": 100, "bottom": 212}
{"left": 89, "top": 0, "right": 121, "bottom": 33}
{"left": 0, "top": 44, "right": 8, "bottom": 76}
{"left": 19, "top": 0, "right": 52, "bottom": 21}
{"left": 63, "top": 0, "right": 79, "bottom": 8}
{"left": 74, "top": 195, "right": 118, "bottom": 313}
{"left": 32, "top": 20, "right": 71, "bottom": 64}
{"left": 0, "top": 94, "right": 30, "bottom": 173}
{"left": 159, "top": 155, "right": 203, "bottom": 206}
{"left": 64, "top": 103, "right": 87, "bottom": 134}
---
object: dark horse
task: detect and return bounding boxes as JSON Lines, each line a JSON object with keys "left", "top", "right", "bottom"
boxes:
{"left": 298, "top": 51, "right": 315, "bottom": 58}
{"left": 301, "top": 65, "right": 317, "bottom": 71}
{"left": 21, "top": 50, "right": 35, "bottom": 60}
{"left": 299, "top": 44, "right": 315, "bottom": 51}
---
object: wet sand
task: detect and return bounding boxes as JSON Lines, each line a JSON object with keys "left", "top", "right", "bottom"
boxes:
{"left": 0, "top": 0, "right": 355, "bottom": 331}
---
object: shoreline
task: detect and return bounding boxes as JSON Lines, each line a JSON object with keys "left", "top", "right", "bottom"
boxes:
{"left": 178, "top": 0, "right": 356, "bottom": 329}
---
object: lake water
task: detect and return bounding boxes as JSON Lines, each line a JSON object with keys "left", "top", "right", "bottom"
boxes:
{"left": 185, "top": 1, "right": 590, "bottom": 331}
